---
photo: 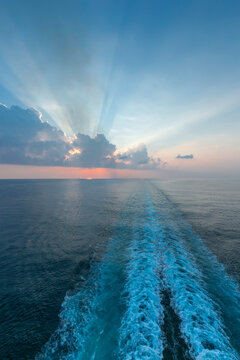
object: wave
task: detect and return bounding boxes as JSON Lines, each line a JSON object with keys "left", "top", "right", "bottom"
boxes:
{"left": 179, "top": 220, "right": 240, "bottom": 353}
{"left": 118, "top": 209, "right": 164, "bottom": 360}
{"left": 36, "top": 197, "right": 136, "bottom": 360}
{"left": 147, "top": 188, "right": 239, "bottom": 360}
{"left": 36, "top": 185, "right": 240, "bottom": 360}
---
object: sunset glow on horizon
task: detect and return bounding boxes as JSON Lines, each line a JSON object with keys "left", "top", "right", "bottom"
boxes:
{"left": 0, "top": 164, "right": 163, "bottom": 180}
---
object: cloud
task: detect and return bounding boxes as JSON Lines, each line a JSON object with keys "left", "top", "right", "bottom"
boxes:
{"left": 0, "top": 104, "right": 71, "bottom": 166}
{"left": 115, "top": 144, "right": 165, "bottom": 169}
{"left": 0, "top": 104, "right": 164, "bottom": 169}
{"left": 176, "top": 154, "right": 194, "bottom": 159}
{"left": 66, "top": 133, "right": 116, "bottom": 168}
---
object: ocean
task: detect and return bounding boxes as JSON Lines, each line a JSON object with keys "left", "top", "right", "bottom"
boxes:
{"left": 0, "top": 179, "right": 239, "bottom": 359}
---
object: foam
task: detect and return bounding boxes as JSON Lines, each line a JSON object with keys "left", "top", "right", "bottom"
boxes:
{"left": 147, "top": 198, "right": 239, "bottom": 360}
{"left": 118, "top": 214, "right": 164, "bottom": 360}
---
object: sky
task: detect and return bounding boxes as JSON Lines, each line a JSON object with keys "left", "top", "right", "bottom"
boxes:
{"left": 0, "top": 0, "right": 240, "bottom": 178}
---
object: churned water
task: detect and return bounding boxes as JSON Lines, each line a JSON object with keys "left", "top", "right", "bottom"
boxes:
{"left": 0, "top": 179, "right": 239, "bottom": 359}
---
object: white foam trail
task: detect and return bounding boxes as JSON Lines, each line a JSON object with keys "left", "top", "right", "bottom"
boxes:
{"left": 151, "top": 182, "right": 240, "bottom": 353}
{"left": 179, "top": 221, "right": 240, "bottom": 353}
{"left": 147, "top": 198, "right": 239, "bottom": 360}
{"left": 36, "top": 186, "right": 240, "bottom": 360}
{"left": 37, "top": 231, "right": 129, "bottom": 360}
{"left": 118, "top": 210, "right": 164, "bottom": 360}
{"left": 36, "top": 265, "right": 100, "bottom": 360}
{"left": 36, "top": 198, "right": 135, "bottom": 360}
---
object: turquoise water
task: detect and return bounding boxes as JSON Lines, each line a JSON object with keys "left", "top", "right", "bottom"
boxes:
{"left": 0, "top": 179, "right": 239, "bottom": 359}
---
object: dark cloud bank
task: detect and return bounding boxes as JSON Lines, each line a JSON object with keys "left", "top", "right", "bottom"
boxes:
{"left": 0, "top": 105, "right": 164, "bottom": 169}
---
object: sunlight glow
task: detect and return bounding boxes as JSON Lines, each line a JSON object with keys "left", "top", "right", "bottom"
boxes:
{"left": 68, "top": 148, "right": 82, "bottom": 156}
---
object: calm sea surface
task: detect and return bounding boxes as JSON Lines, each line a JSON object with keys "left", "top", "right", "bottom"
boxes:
{"left": 0, "top": 179, "right": 239, "bottom": 359}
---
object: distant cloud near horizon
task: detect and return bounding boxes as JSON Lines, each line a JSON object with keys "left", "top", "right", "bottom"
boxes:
{"left": 116, "top": 144, "right": 163, "bottom": 169}
{"left": 0, "top": 104, "right": 165, "bottom": 170}
{"left": 176, "top": 154, "right": 194, "bottom": 159}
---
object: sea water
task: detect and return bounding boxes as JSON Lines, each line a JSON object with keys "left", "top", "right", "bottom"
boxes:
{"left": 0, "top": 179, "right": 239, "bottom": 359}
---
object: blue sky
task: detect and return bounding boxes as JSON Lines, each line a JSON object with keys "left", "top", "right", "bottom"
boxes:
{"left": 0, "top": 0, "right": 240, "bottom": 176}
